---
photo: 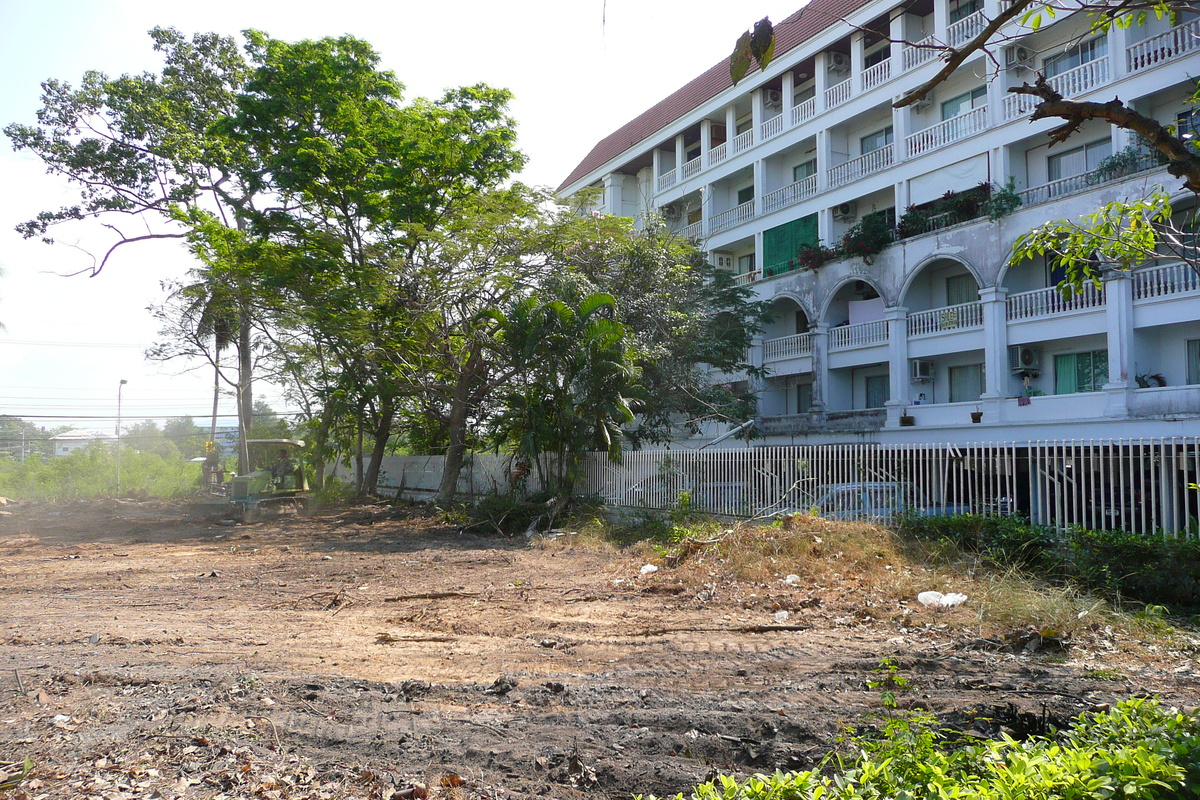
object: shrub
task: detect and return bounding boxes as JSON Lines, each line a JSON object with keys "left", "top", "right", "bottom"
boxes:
{"left": 839, "top": 212, "right": 894, "bottom": 264}
{"left": 983, "top": 177, "right": 1023, "bottom": 221}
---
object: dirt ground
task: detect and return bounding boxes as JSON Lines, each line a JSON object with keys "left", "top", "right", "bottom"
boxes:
{"left": 1, "top": 499, "right": 1197, "bottom": 800}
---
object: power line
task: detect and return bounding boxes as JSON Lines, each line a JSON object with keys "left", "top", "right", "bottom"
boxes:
{"left": 0, "top": 339, "right": 148, "bottom": 348}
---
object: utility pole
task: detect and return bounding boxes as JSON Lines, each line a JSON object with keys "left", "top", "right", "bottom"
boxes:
{"left": 116, "top": 379, "right": 128, "bottom": 496}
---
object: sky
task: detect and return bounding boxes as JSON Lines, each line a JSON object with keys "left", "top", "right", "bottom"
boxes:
{"left": 0, "top": 0, "right": 805, "bottom": 437}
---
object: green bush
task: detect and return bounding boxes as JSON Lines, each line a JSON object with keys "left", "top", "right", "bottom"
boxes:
{"left": 640, "top": 699, "right": 1200, "bottom": 800}
{"left": 0, "top": 443, "right": 201, "bottom": 501}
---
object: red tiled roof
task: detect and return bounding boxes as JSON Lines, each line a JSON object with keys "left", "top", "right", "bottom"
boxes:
{"left": 557, "top": 0, "right": 876, "bottom": 192}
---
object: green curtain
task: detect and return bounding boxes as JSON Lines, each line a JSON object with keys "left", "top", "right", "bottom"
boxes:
{"left": 763, "top": 214, "right": 819, "bottom": 276}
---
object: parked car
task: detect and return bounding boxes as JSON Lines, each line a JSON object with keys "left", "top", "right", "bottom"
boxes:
{"left": 803, "top": 482, "right": 971, "bottom": 521}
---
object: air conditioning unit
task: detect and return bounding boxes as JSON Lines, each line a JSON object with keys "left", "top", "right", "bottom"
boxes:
{"left": 911, "top": 359, "right": 934, "bottom": 382}
{"left": 911, "top": 96, "right": 933, "bottom": 112}
{"left": 1005, "top": 45, "right": 1034, "bottom": 68}
{"left": 833, "top": 201, "right": 858, "bottom": 221}
{"left": 829, "top": 52, "right": 851, "bottom": 74}
{"left": 714, "top": 252, "right": 735, "bottom": 270}
{"left": 1008, "top": 345, "right": 1041, "bottom": 372}
{"left": 763, "top": 88, "right": 783, "bottom": 106}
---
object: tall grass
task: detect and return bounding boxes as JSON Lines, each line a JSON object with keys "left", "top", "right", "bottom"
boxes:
{"left": 0, "top": 443, "right": 201, "bottom": 500}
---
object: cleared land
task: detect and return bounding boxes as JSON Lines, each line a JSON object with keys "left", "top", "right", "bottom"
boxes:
{"left": 0, "top": 499, "right": 1197, "bottom": 799}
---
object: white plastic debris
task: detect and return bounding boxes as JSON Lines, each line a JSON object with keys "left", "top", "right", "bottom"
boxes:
{"left": 52, "top": 714, "right": 71, "bottom": 724}
{"left": 639, "top": 564, "right": 659, "bottom": 576}
{"left": 782, "top": 574, "right": 801, "bottom": 586}
{"left": 774, "top": 610, "right": 790, "bottom": 622}
{"left": 917, "top": 590, "right": 968, "bottom": 608}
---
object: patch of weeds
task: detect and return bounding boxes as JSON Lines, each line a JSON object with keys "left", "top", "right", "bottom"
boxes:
{"left": 865, "top": 656, "right": 912, "bottom": 710}
{"left": 1084, "top": 667, "right": 1126, "bottom": 681}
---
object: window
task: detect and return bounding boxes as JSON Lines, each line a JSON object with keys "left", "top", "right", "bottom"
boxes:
{"left": 1188, "top": 339, "right": 1200, "bottom": 385}
{"left": 941, "top": 86, "right": 987, "bottom": 121}
{"left": 736, "top": 185, "right": 755, "bottom": 206}
{"left": 1048, "top": 139, "right": 1112, "bottom": 181}
{"left": 798, "top": 383, "right": 813, "bottom": 413}
{"left": 687, "top": 208, "right": 702, "bottom": 225}
{"left": 946, "top": 273, "right": 977, "bottom": 306}
{"left": 737, "top": 253, "right": 756, "bottom": 275}
{"left": 949, "top": 364, "right": 985, "bottom": 403}
{"left": 792, "top": 159, "right": 817, "bottom": 182}
{"left": 735, "top": 115, "right": 753, "bottom": 135}
{"left": 794, "top": 85, "right": 816, "bottom": 104}
{"left": 864, "top": 45, "right": 890, "bottom": 68}
{"left": 864, "top": 375, "right": 890, "bottom": 408}
{"left": 684, "top": 141, "right": 702, "bottom": 161}
{"left": 1044, "top": 37, "right": 1108, "bottom": 78}
{"left": 861, "top": 126, "right": 893, "bottom": 154}
{"left": 795, "top": 310, "right": 810, "bottom": 334}
{"left": 1054, "top": 350, "right": 1108, "bottom": 394}
{"left": 949, "top": 0, "right": 982, "bottom": 22}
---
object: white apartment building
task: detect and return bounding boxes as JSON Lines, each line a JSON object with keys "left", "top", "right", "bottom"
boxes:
{"left": 559, "top": 0, "right": 1200, "bottom": 446}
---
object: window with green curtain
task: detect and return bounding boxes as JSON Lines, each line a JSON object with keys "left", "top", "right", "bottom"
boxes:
{"left": 1055, "top": 350, "right": 1108, "bottom": 394}
{"left": 864, "top": 375, "right": 890, "bottom": 408}
{"left": 1187, "top": 339, "right": 1200, "bottom": 385}
{"left": 798, "top": 383, "right": 813, "bottom": 413}
{"left": 949, "top": 364, "right": 984, "bottom": 402}
{"left": 946, "top": 273, "right": 977, "bottom": 306}
{"left": 763, "top": 214, "right": 819, "bottom": 276}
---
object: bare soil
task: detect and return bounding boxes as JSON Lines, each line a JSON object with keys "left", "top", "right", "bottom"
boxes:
{"left": 0, "top": 499, "right": 1197, "bottom": 800}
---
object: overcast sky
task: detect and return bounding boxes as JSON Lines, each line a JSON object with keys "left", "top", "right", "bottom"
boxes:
{"left": 0, "top": 0, "right": 803, "bottom": 434}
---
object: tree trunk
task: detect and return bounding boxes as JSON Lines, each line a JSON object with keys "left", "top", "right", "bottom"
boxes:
{"left": 236, "top": 307, "right": 253, "bottom": 474}
{"left": 361, "top": 394, "right": 395, "bottom": 496}
{"left": 311, "top": 410, "right": 334, "bottom": 490}
{"left": 435, "top": 379, "right": 474, "bottom": 508}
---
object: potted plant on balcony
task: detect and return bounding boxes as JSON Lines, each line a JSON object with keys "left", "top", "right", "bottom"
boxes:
{"left": 894, "top": 205, "right": 931, "bottom": 240}
{"left": 899, "top": 408, "right": 915, "bottom": 426}
{"left": 839, "top": 212, "right": 893, "bottom": 265}
{"left": 983, "top": 178, "right": 1022, "bottom": 221}
{"left": 970, "top": 406, "right": 983, "bottom": 423}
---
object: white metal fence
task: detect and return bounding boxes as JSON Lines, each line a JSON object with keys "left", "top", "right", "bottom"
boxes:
{"left": 362, "top": 439, "right": 1200, "bottom": 536}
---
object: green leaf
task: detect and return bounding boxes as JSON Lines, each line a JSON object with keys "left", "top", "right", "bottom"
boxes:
{"left": 750, "top": 18, "right": 775, "bottom": 71}
{"left": 730, "top": 31, "right": 753, "bottom": 84}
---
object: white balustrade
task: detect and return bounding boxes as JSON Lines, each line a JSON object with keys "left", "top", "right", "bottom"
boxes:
{"left": 681, "top": 156, "right": 702, "bottom": 180}
{"left": 656, "top": 170, "right": 677, "bottom": 193}
{"left": 906, "top": 302, "right": 983, "bottom": 337}
{"left": 1006, "top": 283, "right": 1105, "bottom": 320}
{"left": 825, "top": 78, "right": 852, "bottom": 108}
{"left": 1019, "top": 149, "right": 1164, "bottom": 206}
{"left": 903, "top": 36, "right": 939, "bottom": 70}
{"left": 761, "top": 113, "right": 784, "bottom": 140}
{"left": 829, "top": 319, "right": 889, "bottom": 350}
{"left": 730, "top": 128, "right": 755, "bottom": 156}
{"left": 761, "top": 175, "right": 819, "bottom": 214}
{"left": 1127, "top": 18, "right": 1200, "bottom": 72}
{"left": 947, "top": 10, "right": 986, "bottom": 47}
{"left": 709, "top": 200, "right": 756, "bottom": 234}
{"left": 763, "top": 333, "right": 813, "bottom": 361}
{"left": 829, "top": 144, "right": 893, "bottom": 188}
{"left": 862, "top": 58, "right": 891, "bottom": 90}
{"left": 709, "top": 142, "right": 728, "bottom": 166}
{"left": 906, "top": 106, "right": 988, "bottom": 156}
{"left": 1004, "top": 59, "right": 1108, "bottom": 120}
{"left": 1133, "top": 262, "right": 1200, "bottom": 300}
{"left": 791, "top": 97, "right": 816, "bottom": 125}
{"left": 679, "top": 221, "right": 703, "bottom": 240}
{"left": 732, "top": 270, "right": 760, "bottom": 286}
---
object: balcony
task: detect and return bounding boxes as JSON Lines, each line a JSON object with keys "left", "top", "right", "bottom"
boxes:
{"left": 829, "top": 144, "right": 893, "bottom": 188}
{"left": 862, "top": 58, "right": 891, "bottom": 90}
{"left": 730, "top": 128, "right": 755, "bottom": 157}
{"left": 826, "top": 77, "right": 853, "bottom": 108}
{"left": 903, "top": 36, "right": 939, "bottom": 70}
{"left": 1006, "top": 284, "right": 1105, "bottom": 321}
{"left": 791, "top": 97, "right": 817, "bottom": 125}
{"left": 1127, "top": 18, "right": 1200, "bottom": 72}
{"left": 906, "top": 106, "right": 989, "bottom": 157}
{"left": 947, "top": 9, "right": 987, "bottom": 47}
{"left": 656, "top": 170, "right": 678, "bottom": 193}
{"left": 1018, "top": 149, "right": 1164, "bottom": 206}
{"left": 680, "top": 220, "right": 703, "bottom": 240}
{"left": 763, "top": 333, "right": 813, "bottom": 361}
{"left": 732, "top": 270, "right": 761, "bottom": 286}
{"left": 829, "top": 319, "right": 889, "bottom": 350}
{"left": 1133, "top": 262, "right": 1200, "bottom": 301}
{"left": 1003, "top": 59, "right": 1109, "bottom": 120}
{"left": 761, "top": 113, "right": 785, "bottom": 140}
{"left": 907, "top": 301, "right": 983, "bottom": 336}
{"left": 681, "top": 156, "right": 702, "bottom": 180}
{"left": 710, "top": 200, "right": 755, "bottom": 234}
{"left": 759, "top": 409, "right": 885, "bottom": 436}
{"left": 762, "top": 174, "right": 818, "bottom": 214}
{"left": 709, "top": 141, "right": 728, "bottom": 166}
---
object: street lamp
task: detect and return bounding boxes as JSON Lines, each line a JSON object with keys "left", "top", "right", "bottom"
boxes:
{"left": 116, "top": 379, "right": 128, "bottom": 496}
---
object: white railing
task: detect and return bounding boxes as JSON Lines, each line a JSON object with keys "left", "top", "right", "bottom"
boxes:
{"left": 829, "top": 144, "right": 893, "bottom": 188}
{"left": 906, "top": 301, "right": 983, "bottom": 336}
{"left": 1133, "top": 262, "right": 1200, "bottom": 300}
{"left": 1006, "top": 283, "right": 1105, "bottom": 320}
{"left": 825, "top": 78, "right": 852, "bottom": 108}
{"left": 1004, "top": 59, "right": 1109, "bottom": 119}
{"left": 763, "top": 333, "right": 813, "bottom": 361}
{"left": 904, "top": 36, "right": 940, "bottom": 69}
{"left": 947, "top": 9, "right": 987, "bottom": 47}
{"left": 1019, "top": 149, "right": 1165, "bottom": 206}
{"left": 761, "top": 174, "right": 818, "bottom": 214}
{"left": 862, "top": 58, "right": 891, "bottom": 90}
{"left": 906, "top": 106, "right": 988, "bottom": 157}
{"left": 1127, "top": 18, "right": 1200, "bottom": 72}
{"left": 732, "top": 270, "right": 760, "bottom": 286}
{"left": 829, "top": 319, "right": 889, "bottom": 350}
{"left": 709, "top": 200, "right": 755, "bottom": 234}
{"left": 761, "top": 113, "right": 784, "bottom": 140}
{"left": 791, "top": 96, "right": 817, "bottom": 125}
{"left": 730, "top": 128, "right": 755, "bottom": 156}
{"left": 656, "top": 170, "right": 677, "bottom": 193}
{"left": 679, "top": 221, "right": 703, "bottom": 240}
{"left": 709, "top": 142, "right": 728, "bottom": 166}
{"left": 681, "top": 156, "right": 702, "bottom": 180}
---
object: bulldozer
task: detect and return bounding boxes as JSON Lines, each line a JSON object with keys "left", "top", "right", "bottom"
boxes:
{"left": 225, "top": 439, "right": 310, "bottom": 519}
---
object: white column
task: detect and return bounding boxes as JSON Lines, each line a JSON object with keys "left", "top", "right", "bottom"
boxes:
{"left": 675, "top": 134, "right": 686, "bottom": 178}
{"left": 700, "top": 119, "right": 713, "bottom": 168}
{"left": 725, "top": 106, "right": 737, "bottom": 138}
{"left": 1109, "top": 26, "right": 1130, "bottom": 79}
{"left": 652, "top": 148, "right": 663, "bottom": 189}
{"left": 890, "top": 12, "right": 908, "bottom": 51}
{"left": 894, "top": 180, "right": 910, "bottom": 214}
{"left": 814, "top": 53, "right": 830, "bottom": 111}
{"left": 932, "top": 0, "right": 949, "bottom": 46}
{"left": 816, "top": 128, "right": 833, "bottom": 193}
{"left": 817, "top": 207, "right": 834, "bottom": 246}
{"left": 979, "top": 285, "right": 1009, "bottom": 422}
{"left": 1103, "top": 269, "right": 1133, "bottom": 416}
{"left": 753, "top": 159, "right": 766, "bottom": 215}
{"left": 850, "top": 32, "right": 866, "bottom": 95}
{"left": 893, "top": 102, "right": 912, "bottom": 162}
{"left": 602, "top": 173, "right": 623, "bottom": 216}
{"left": 751, "top": 87, "right": 765, "bottom": 137}
{"left": 810, "top": 324, "right": 829, "bottom": 413}
{"left": 885, "top": 306, "right": 909, "bottom": 426}
{"left": 781, "top": 70, "right": 795, "bottom": 120}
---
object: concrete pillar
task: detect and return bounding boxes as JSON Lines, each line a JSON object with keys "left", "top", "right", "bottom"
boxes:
{"left": 932, "top": 0, "right": 949, "bottom": 46}
{"left": 817, "top": 207, "right": 834, "bottom": 246}
{"left": 725, "top": 106, "right": 737, "bottom": 140}
{"left": 814, "top": 52, "right": 830, "bottom": 112}
{"left": 890, "top": 12, "right": 908, "bottom": 52}
{"left": 1103, "top": 269, "right": 1133, "bottom": 416}
{"left": 1109, "top": 26, "right": 1129, "bottom": 79}
{"left": 810, "top": 324, "right": 829, "bottom": 413}
{"left": 602, "top": 173, "right": 623, "bottom": 216}
{"left": 850, "top": 32, "right": 866, "bottom": 95}
{"left": 652, "top": 148, "right": 662, "bottom": 189}
{"left": 675, "top": 134, "right": 686, "bottom": 177}
{"left": 990, "top": 144, "right": 1013, "bottom": 188}
{"left": 753, "top": 229, "right": 765, "bottom": 279}
{"left": 979, "top": 285, "right": 1009, "bottom": 399}
{"left": 781, "top": 70, "right": 795, "bottom": 119}
{"left": 751, "top": 86, "right": 765, "bottom": 134}
{"left": 893, "top": 103, "right": 912, "bottom": 162}
{"left": 700, "top": 119, "right": 713, "bottom": 168}
{"left": 895, "top": 180, "right": 910, "bottom": 214}
{"left": 753, "top": 159, "right": 766, "bottom": 214}
{"left": 885, "top": 306, "right": 909, "bottom": 426}
{"left": 816, "top": 128, "right": 833, "bottom": 193}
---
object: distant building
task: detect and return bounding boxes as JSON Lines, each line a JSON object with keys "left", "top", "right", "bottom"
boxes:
{"left": 50, "top": 429, "right": 103, "bottom": 457}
